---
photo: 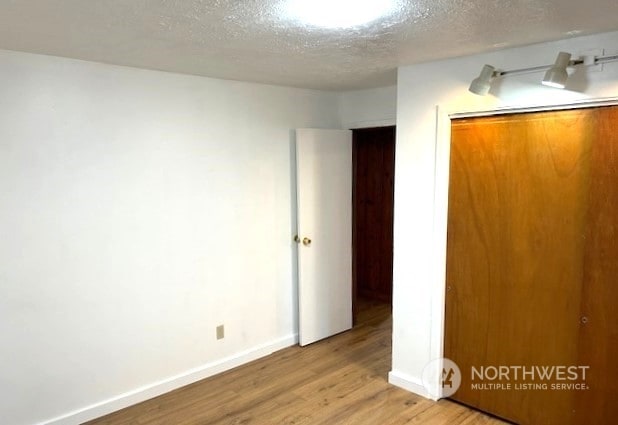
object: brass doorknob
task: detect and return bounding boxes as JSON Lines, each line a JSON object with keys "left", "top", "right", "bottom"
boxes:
{"left": 294, "top": 235, "right": 301, "bottom": 243}
{"left": 302, "top": 237, "right": 312, "bottom": 246}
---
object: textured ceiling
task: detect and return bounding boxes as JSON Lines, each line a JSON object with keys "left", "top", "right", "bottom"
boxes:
{"left": 1, "top": 0, "right": 618, "bottom": 90}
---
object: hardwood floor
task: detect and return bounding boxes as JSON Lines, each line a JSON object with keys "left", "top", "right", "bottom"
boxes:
{"left": 87, "top": 300, "right": 506, "bottom": 425}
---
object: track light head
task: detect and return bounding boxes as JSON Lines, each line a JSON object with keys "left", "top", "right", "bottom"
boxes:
{"left": 469, "top": 64, "right": 496, "bottom": 96}
{"left": 542, "top": 52, "right": 571, "bottom": 89}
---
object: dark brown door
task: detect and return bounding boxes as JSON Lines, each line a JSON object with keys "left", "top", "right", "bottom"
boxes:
{"left": 445, "top": 107, "right": 618, "bottom": 424}
{"left": 352, "top": 126, "right": 395, "bottom": 308}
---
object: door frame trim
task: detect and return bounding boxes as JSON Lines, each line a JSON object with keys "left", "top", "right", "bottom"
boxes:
{"left": 429, "top": 96, "right": 618, "bottom": 398}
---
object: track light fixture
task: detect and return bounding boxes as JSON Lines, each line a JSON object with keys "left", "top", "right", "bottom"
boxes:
{"left": 469, "top": 65, "right": 497, "bottom": 96}
{"left": 468, "top": 51, "right": 618, "bottom": 96}
{"left": 542, "top": 52, "right": 571, "bottom": 88}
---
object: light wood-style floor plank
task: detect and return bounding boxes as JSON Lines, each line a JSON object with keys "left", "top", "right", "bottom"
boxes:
{"left": 86, "top": 300, "right": 506, "bottom": 425}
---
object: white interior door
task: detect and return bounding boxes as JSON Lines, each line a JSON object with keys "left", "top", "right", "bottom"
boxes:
{"left": 295, "top": 128, "right": 352, "bottom": 346}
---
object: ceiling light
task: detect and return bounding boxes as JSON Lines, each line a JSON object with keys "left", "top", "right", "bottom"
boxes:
{"left": 469, "top": 65, "right": 497, "bottom": 96}
{"left": 284, "top": 0, "right": 398, "bottom": 28}
{"left": 542, "top": 52, "right": 571, "bottom": 89}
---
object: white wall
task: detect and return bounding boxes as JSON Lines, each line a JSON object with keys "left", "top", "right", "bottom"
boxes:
{"left": 390, "top": 31, "right": 618, "bottom": 396}
{"left": 0, "top": 49, "right": 340, "bottom": 425}
{"left": 338, "top": 85, "right": 397, "bottom": 129}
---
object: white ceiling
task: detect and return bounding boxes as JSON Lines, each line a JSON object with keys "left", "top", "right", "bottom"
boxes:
{"left": 1, "top": 0, "right": 617, "bottom": 90}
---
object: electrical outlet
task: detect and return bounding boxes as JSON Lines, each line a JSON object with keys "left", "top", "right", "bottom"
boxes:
{"left": 216, "top": 325, "right": 225, "bottom": 340}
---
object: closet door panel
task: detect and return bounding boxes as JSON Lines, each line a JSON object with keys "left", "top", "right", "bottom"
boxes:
{"left": 576, "top": 106, "right": 618, "bottom": 424}
{"left": 445, "top": 110, "right": 595, "bottom": 424}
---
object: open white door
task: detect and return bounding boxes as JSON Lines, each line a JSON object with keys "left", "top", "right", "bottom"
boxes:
{"left": 295, "top": 128, "right": 352, "bottom": 346}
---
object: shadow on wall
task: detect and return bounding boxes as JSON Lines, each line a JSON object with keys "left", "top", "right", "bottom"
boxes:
{"left": 488, "top": 74, "right": 591, "bottom": 105}
{"left": 289, "top": 129, "right": 300, "bottom": 333}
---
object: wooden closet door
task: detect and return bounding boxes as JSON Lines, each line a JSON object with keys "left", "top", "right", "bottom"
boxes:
{"left": 576, "top": 106, "right": 618, "bottom": 424}
{"left": 444, "top": 109, "right": 596, "bottom": 425}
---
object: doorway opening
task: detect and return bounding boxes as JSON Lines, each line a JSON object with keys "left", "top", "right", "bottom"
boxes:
{"left": 352, "top": 126, "right": 396, "bottom": 325}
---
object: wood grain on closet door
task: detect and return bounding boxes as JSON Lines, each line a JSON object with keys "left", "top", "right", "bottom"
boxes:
{"left": 576, "top": 105, "right": 618, "bottom": 424}
{"left": 444, "top": 109, "right": 595, "bottom": 425}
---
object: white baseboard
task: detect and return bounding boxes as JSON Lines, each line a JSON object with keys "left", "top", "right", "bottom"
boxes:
{"left": 39, "top": 334, "right": 299, "bottom": 425}
{"left": 388, "top": 369, "right": 438, "bottom": 401}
